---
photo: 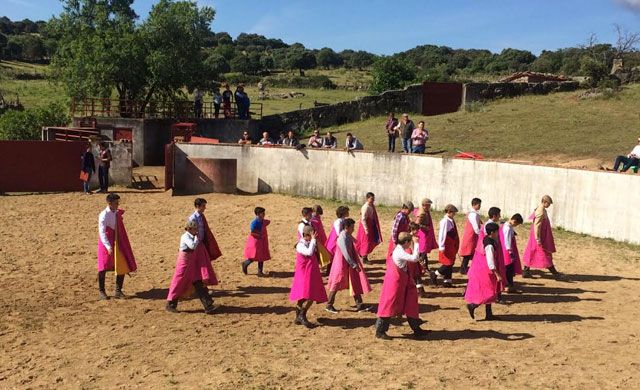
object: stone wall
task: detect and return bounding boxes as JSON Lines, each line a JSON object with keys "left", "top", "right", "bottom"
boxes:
{"left": 173, "top": 143, "right": 640, "bottom": 245}
{"left": 260, "top": 84, "right": 423, "bottom": 134}
{"left": 463, "top": 81, "right": 580, "bottom": 105}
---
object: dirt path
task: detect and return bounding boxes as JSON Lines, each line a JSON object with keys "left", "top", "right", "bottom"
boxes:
{"left": 1, "top": 190, "right": 639, "bottom": 389}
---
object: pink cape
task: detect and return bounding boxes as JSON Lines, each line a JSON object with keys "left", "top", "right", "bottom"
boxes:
{"left": 355, "top": 205, "right": 382, "bottom": 257}
{"left": 413, "top": 209, "right": 437, "bottom": 255}
{"left": 243, "top": 219, "right": 271, "bottom": 262}
{"left": 325, "top": 221, "right": 339, "bottom": 257}
{"left": 438, "top": 220, "right": 459, "bottom": 266}
{"left": 289, "top": 247, "right": 328, "bottom": 303}
{"left": 464, "top": 241, "right": 498, "bottom": 305}
{"left": 166, "top": 250, "right": 201, "bottom": 301}
{"left": 377, "top": 247, "right": 419, "bottom": 319}
{"left": 523, "top": 212, "right": 556, "bottom": 269}
{"left": 201, "top": 214, "right": 222, "bottom": 261}
{"left": 195, "top": 244, "right": 219, "bottom": 285}
{"left": 97, "top": 209, "right": 137, "bottom": 273}
{"left": 310, "top": 216, "right": 328, "bottom": 246}
{"left": 475, "top": 224, "right": 506, "bottom": 289}
{"left": 327, "top": 237, "right": 372, "bottom": 296}
{"left": 499, "top": 223, "right": 522, "bottom": 276}
{"left": 459, "top": 215, "right": 479, "bottom": 257}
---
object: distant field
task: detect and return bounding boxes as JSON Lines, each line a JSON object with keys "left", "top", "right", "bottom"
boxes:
{"left": 1, "top": 61, "right": 66, "bottom": 109}
{"left": 315, "top": 84, "right": 640, "bottom": 169}
{"left": 242, "top": 86, "right": 366, "bottom": 116}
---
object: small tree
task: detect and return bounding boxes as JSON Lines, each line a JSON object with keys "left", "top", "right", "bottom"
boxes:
{"left": 286, "top": 49, "right": 316, "bottom": 76}
{"left": 316, "top": 47, "right": 342, "bottom": 69}
{"left": 370, "top": 57, "right": 416, "bottom": 94}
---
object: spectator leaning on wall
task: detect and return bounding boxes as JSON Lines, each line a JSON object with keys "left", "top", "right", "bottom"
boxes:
{"left": 284, "top": 131, "right": 300, "bottom": 147}
{"left": 308, "top": 130, "right": 323, "bottom": 148}
{"left": 259, "top": 131, "right": 273, "bottom": 146}
{"left": 238, "top": 131, "right": 252, "bottom": 145}
{"left": 322, "top": 132, "right": 337, "bottom": 149}
{"left": 411, "top": 121, "right": 429, "bottom": 154}
{"left": 395, "top": 113, "right": 415, "bottom": 154}
{"left": 608, "top": 136, "right": 640, "bottom": 172}
{"left": 345, "top": 133, "right": 364, "bottom": 151}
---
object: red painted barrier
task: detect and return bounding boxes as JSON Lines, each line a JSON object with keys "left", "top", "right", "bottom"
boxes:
{"left": 0, "top": 141, "right": 88, "bottom": 192}
{"left": 422, "top": 82, "right": 463, "bottom": 116}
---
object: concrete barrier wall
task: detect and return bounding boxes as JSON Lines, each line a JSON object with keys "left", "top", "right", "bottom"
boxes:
{"left": 175, "top": 143, "right": 640, "bottom": 245}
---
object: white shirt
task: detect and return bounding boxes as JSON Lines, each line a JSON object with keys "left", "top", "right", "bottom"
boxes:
{"left": 188, "top": 211, "right": 205, "bottom": 239}
{"left": 438, "top": 216, "right": 454, "bottom": 250}
{"left": 298, "top": 219, "right": 310, "bottom": 236}
{"left": 333, "top": 218, "right": 344, "bottom": 235}
{"left": 485, "top": 244, "right": 496, "bottom": 270}
{"left": 392, "top": 243, "right": 420, "bottom": 270}
{"left": 361, "top": 203, "right": 373, "bottom": 227}
{"left": 98, "top": 206, "right": 117, "bottom": 251}
{"left": 502, "top": 223, "right": 514, "bottom": 252}
{"left": 468, "top": 210, "right": 481, "bottom": 234}
{"left": 180, "top": 231, "right": 199, "bottom": 251}
{"left": 296, "top": 238, "right": 317, "bottom": 257}
{"left": 628, "top": 145, "right": 640, "bottom": 158}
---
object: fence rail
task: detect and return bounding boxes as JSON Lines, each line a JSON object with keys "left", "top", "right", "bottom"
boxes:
{"left": 70, "top": 97, "right": 263, "bottom": 120}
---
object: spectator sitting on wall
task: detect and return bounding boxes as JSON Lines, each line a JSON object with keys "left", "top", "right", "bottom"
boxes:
{"left": 345, "top": 133, "right": 364, "bottom": 151}
{"left": 394, "top": 113, "right": 415, "bottom": 154}
{"left": 284, "top": 131, "right": 300, "bottom": 147}
{"left": 259, "top": 131, "right": 273, "bottom": 146}
{"left": 80, "top": 143, "right": 96, "bottom": 194}
{"left": 411, "top": 121, "right": 429, "bottom": 154}
{"left": 607, "top": 136, "right": 640, "bottom": 172}
{"left": 276, "top": 132, "right": 287, "bottom": 145}
{"left": 385, "top": 112, "right": 399, "bottom": 152}
{"left": 308, "top": 130, "right": 323, "bottom": 148}
{"left": 322, "top": 131, "right": 337, "bottom": 149}
{"left": 212, "top": 88, "right": 222, "bottom": 119}
{"left": 238, "top": 131, "right": 252, "bottom": 145}
{"left": 222, "top": 83, "right": 233, "bottom": 118}
{"left": 194, "top": 88, "right": 204, "bottom": 118}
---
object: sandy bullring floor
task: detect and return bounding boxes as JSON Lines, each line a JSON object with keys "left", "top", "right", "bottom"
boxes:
{"left": 1, "top": 185, "right": 640, "bottom": 389}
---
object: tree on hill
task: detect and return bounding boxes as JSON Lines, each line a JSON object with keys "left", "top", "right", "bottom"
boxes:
{"left": 0, "top": 33, "right": 7, "bottom": 60}
{"left": 286, "top": 48, "right": 316, "bottom": 75}
{"left": 370, "top": 56, "right": 415, "bottom": 93}
{"left": 316, "top": 47, "right": 343, "bottom": 69}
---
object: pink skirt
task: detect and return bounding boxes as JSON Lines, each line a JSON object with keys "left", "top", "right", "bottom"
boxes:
{"left": 523, "top": 240, "right": 554, "bottom": 269}
{"left": 195, "top": 244, "right": 218, "bottom": 286}
{"left": 289, "top": 257, "right": 328, "bottom": 303}
{"left": 167, "top": 251, "right": 200, "bottom": 301}
{"left": 464, "top": 271, "right": 498, "bottom": 305}
{"left": 327, "top": 256, "right": 372, "bottom": 296}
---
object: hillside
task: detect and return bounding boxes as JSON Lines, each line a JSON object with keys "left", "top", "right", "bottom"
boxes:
{"left": 317, "top": 84, "right": 640, "bottom": 169}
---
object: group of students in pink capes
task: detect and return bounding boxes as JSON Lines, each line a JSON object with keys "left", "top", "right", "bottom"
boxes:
{"left": 96, "top": 190, "right": 562, "bottom": 340}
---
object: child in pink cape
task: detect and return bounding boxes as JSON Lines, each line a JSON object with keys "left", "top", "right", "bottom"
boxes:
{"left": 465, "top": 222, "right": 503, "bottom": 320}
{"left": 297, "top": 207, "right": 313, "bottom": 240}
{"left": 356, "top": 192, "right": 382, "bottom": 265}
{"left": 474, "top": 207, "right": 506, "bottom": 302}
{"left": 459, "top": 198, "right": 482, "bottom": 275}
{"left": 289, "top": 226, "right": 328, "bottom": 328}
{"left": 242, "top": 207, "right": 271, "bottom": 277}
{"left": 430, "top": 204, "right": 459, "bottom": 288}
{"left": 326, "top": 218, "right": 373, "bottom": 313}
{"left": 310, "top": 205, "right": 328, "bottom": 246}
{"left": 499, "top": 213, "right": 524, "bottom": 293}
{"left": 97, "top": 193, "right": 137, "bottom": 300}
{"left": 523, "top": 195, "right": 565, "bottom": 280}
{"left": 385, "top": 202, "right": 414, "bottom": 265}
{"left": 325, "top": 206, "right": 350, "bottom": 276}
{"left": 165, "top": 221, "right": 216, "bottom": 314}
{"left": 376, "top": 232, "right": 429, "bottom": 340}
{"left": 188, "top": 198, "right": 222, "bottom": 290}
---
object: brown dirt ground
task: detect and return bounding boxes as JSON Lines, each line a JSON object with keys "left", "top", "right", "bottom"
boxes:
{"left": 1, "top": 180, "right": 640, "bottom": 389}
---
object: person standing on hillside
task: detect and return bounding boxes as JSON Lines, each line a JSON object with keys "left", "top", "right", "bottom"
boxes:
{"left": 523, "top": 195, "right": 566, "bottom": 280}
{"left": 222, "top": 83, "right": 233, "bottom": 118}
{"left": 385, "top": 112, "right": 399, "bottom": 152}
{"left": 212, "top": 88, "right": 222, "bottom": 119}
{"left": 411, "top": 121, "right": 429, "bottom": 154}
{"left": 394, "top": 113, "right": 415, "bottom": 153}
{"left": 97, "top": 143, "right": 112, "bottom": 193}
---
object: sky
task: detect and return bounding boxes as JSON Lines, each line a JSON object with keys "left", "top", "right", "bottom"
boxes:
{"left": 1, "top": 0, "right": 640, "bottom": 55}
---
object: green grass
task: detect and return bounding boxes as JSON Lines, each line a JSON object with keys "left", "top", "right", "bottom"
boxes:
{"left": 1, "top": 61, "right": 66, "bottom": 109}
{"left": 315, "top": 84, "right": 640, "bottom": 168}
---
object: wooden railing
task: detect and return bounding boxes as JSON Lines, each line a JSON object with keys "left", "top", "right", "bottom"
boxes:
{"left": 70, "top": 97, "right": 263, "bottom": 120}
{"left": 42, "top": 126, "right": 101, "bottom": 142}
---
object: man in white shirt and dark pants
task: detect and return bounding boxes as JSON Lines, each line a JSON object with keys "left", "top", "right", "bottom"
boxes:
{"left": 611, "top": 137, "right": 640, "bottom": 172}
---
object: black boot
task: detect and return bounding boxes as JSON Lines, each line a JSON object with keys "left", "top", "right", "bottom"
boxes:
{"left": 241, "top": 259, "right": 251, "bottom": 275}
{"left": 165, "top": 300, "right": 178, "bottom": 313}
{"left": 98, "top": 271, "right": 109, "bottom": 300}
{"left": 375, "top": 317, "right": 392, "bottom": 340}
{"left": 194, "top": 281, "right": 216, "bottom": 314}
{"left": 485, "top": 304, "right": 497, "bottom": 321}
{"left": 466, "top": 303, "right": 478, "bottom": 319}
{"left": 548, "top": 266, "right": 567, "bottom": 281}
{"left": 429, "top": 270, "right": 438, "bottom": 286}
{"left": 114, "top": 274, "right": 126, "bottom": 299}
{"left": 294, "top": 302, "right": 303, "bottom": 325}
{"left": 325, "top": 291, "right": 339, "bottom": 313}
{"left": 299, "top": 308, "right": 314, "bottom": 329}
{"left": 408, "top": 317, "right": 429, "bottom": 339}
{"left": 522, "top": 266, "right": 532, "bottom": 278}
{"left": 460, "top": 256, "right": 470, "bottom": 275}
{"left": 354, "top": 295, "right": 372, "bottom": 312}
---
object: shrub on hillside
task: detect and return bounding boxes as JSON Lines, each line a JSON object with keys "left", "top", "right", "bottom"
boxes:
{"left": 370, "top": 57, "right": 416, "bottom": 94}
{"left": 221, "top": 72, "right": 261, "bottom": 86}
{"left": 0, "top": 102, "right": 69, "bottom": 140}
{"left": 264, "top": 75, "right": 336, "bottom": 89}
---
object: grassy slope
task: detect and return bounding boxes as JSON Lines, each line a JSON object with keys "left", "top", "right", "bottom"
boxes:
{"left": 317, "top": 84, "right": 640, "bottom": 168}
{"left": 1, "top": 61, "right": 67, "bottom": 109}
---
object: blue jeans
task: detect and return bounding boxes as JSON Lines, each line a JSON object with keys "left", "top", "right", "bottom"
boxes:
{"left": 388, "top": 136, "right": 396, "bottom": 152}
{"left": 613, "top": 155, "right": 638, "bottom": 172}
{"left": 412, "top": 144, "right": 425, "bottom": 154}
{"left": 83, "top": 170, "right": 93, "bottom": 193}
{"left": 98, "top": 166, "right": 109, "bottom": 192}
{"left": 402, "top": 138, "right": 411, "bottom": 153}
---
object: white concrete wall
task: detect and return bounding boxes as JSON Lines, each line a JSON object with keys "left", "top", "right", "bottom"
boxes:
{"left": 175, "top": 143, "right": 640, "bottom": 245}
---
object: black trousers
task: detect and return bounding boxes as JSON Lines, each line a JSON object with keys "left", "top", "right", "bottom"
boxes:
{"left": 613, "top": 155, "right": 639, "bottom": 172}
{"left": 506, "top": 263, "right": 515, "bottom": 286}
{"left": 98, "top": 166, "right": 109, "bottom": 191}
{"left": 437, "top": 264, "right": 453, "bottom": 280}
